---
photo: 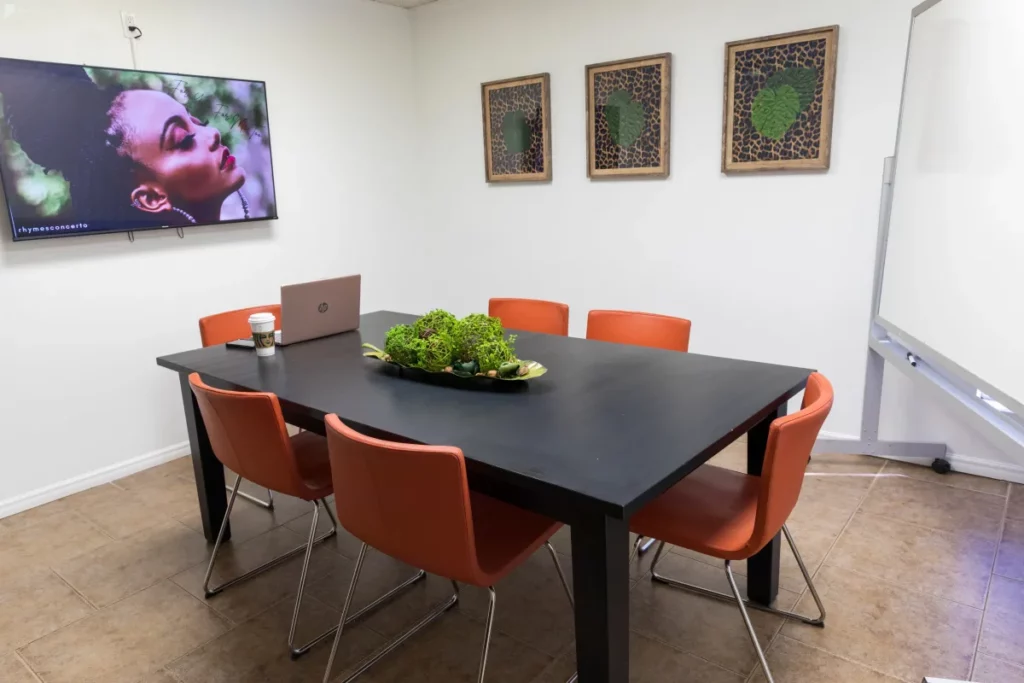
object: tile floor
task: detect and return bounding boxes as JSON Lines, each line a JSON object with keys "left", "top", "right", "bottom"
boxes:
{"left": 1, "top": 446, "right": 1022, "bottom": 683}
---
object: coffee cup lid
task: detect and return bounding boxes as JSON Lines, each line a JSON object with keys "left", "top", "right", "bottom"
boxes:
{"left": 248, "top": 312, "right": 276, "bottom": 325}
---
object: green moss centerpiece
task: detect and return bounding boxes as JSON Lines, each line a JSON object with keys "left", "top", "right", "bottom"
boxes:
{"left": 362, "top": 310, "right": 547, "bottom": 387}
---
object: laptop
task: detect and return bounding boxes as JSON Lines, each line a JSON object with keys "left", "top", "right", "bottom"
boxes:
{"left": 277, "top": 274, "right": 361, "bottom": 345}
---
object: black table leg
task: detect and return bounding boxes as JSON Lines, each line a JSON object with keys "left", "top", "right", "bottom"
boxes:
{"left": 746, "top": 404, "right": 787, "bottom": 606}
{"left": 570, "top": 514, "right": 630, "bottom": 683}
{"left": 178, "top": 372, "right": 229, "bottom": 543}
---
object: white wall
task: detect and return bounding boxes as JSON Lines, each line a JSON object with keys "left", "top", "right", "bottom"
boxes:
{"left": 407, "top": 0, "right": 919, "bottom": 439}
{"left": 407, "top": 0, "right": 1023, "bottom": 475}
{"left": 0, "top": 0, "right": 416, "bottom": 510}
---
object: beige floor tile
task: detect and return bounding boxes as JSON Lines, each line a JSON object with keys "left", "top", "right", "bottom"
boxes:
{"left": 134, "top": 671, "right": 181, "bottom": 683}
{"left": 0, "top": 499, "right": 74, "bottom": 533}
{"left": 60, "top": 484, "right": 171, "bottom": 540}
{"left": 0, "top": 511, "right": 112, "bottom": 573}
{"left": 861, "top": 475, "right": 1006, "bottom": 541}
{"left": 781, "top": 565, "right": 981, "bottom": 682}
{"left": 111, "top": 460, "right": 194, "bottom": 492}
{"left": 978, "top": 575, "right": 1024, "bottom": 667}
{"left": 995, "top": 518, "right": 1024, "bottom": 582}
{"left": 168, "top": 597, "right": 381, "bottom": 683}
{"left": 881, "top": 459, "right": 1010, "bottom": 497}
{"left": 55, "top": 519, "right": 210, "bottom": 607}
{"left": 0, "top": 653, "right": 40, "bottom": 683}
{"left": 161, "top": 457, "right": 196, "bottom": 481}
{"left": 0, "top": 568, "right": 94, "bottom": 652}
{"left": 171, "top": 526, "right": 344, "bottom": 624}
{"left": 176, "top": 489, "right": 315, "bottom": 545}
{"left": 827, "top": 511, "right": 996, "bottom": 608}
{"left": 533, "top": 632, "right": 743, "bottom": 683}
{"left": 350, "top": 611, "right": 551, "bottom": 683}
{"left": 972, "top": 654, "right": 1024, "bottom": 683}
{"left": 798, "top": 453, "right": 884, "bottom": 513}
{"left": 130, "top": 476, "right": 210, "bottom": 521}
{"left": 457, "top": 548, "right": 575, "bottom": 657}
{"left": 1009, "top": 484, "right": 1024, "bottom": 522}
{"left": 308, "top": 550, "right": 459, "bottom": 641}
{"left": 629, "top": 553, "right": 799, "bottom": 676}
{"left": 19, "top": 581, "right": 228, "bottom": 683}
{"left": 748, "top": 636, "right": 902, "bottom": 683}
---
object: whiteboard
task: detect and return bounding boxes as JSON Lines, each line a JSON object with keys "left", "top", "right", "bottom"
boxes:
{"left": 878, "top": 0, "right": 1024, "bottom": 410}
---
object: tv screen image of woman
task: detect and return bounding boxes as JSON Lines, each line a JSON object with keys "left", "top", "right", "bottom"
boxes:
{"left": 0, "top": 57, "right": 278, "bottom": 240}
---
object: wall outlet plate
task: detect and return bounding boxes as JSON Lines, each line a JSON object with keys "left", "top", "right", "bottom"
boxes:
{"left": 120, "top": 11, "right": 138, "bottom": 38}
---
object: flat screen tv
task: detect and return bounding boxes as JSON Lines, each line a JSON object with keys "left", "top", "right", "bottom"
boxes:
{"left": 0, "top": 57, "right": 277, "bottom": 241}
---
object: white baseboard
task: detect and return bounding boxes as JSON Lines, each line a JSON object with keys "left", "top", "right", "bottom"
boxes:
{"left": 816, "top": 430, "right": 1024, "bottom": 485}
{"left": 0, "top": 441, "right": 191, "bottom": 520}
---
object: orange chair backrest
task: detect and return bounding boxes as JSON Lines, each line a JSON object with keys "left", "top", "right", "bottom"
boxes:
{"left": 188, "top": 373, "right": 309, "bottom": 499}
{"left": 325, "top": 414, "right": 484, "bottom": 586}
{"left": 488, "top": 298, "right": 569, "bottom": 336}
{"left": 199, "top": 304, "right": 282, "bottom": 347}
{"left": 586, "top": 310, "right": 691, "bottom": 352}
{"left": 749, "top": 372, "right": 834, "bottom": 554}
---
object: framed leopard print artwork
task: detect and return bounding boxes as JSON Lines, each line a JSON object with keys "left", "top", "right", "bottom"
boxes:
{"left": 723, "top": 26, "right": 839, "bottom": 173}
{"left": 586, "top": 54, "right": 671, "bottom": 179}
{"left": 481, "top": 73, "right": 552, "bottom": 183}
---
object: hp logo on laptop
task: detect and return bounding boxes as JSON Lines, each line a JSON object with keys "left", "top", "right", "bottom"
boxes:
{"left": 318, "top": 302, "right": 329, "bottom": 314}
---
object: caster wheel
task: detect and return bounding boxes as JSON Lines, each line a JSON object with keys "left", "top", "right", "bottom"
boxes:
{"left": 930, "top": 458, "right": 952, "bottom": 475}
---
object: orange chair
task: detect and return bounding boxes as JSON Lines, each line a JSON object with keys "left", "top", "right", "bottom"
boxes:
{"left": 189, "top": 373, "right": 346, "bottom": 657}
{"left": 488, "top": 297, "right": 570, "bottom": 336}
{"left": 320, "top": 415, "right": 574, "bottom": 683}
{"left": 198, "top": 304, "right": 282, "bottom": 347}
{"left": 586, "top": 309, "right": 692, "bottom": 556}
{"left": 630, "top": 373, "right": 834, "bottom": 683}
{"left": 198, "top": 304, "right": 283, "bottom": 509}
{"left": 586, "top": 309, "right": 691, "bottom": 352}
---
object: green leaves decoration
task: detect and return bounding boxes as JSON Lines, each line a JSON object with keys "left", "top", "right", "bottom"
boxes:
{"left": 604, "top": 89, "right": 646, "bottom": 148}
{"left": 751, "top": 84, "right": 801, "bottom": 141}
{"left": 766, "top": 67, "right": 817, "bottom": 112}
{"left": 751, "top": 67, "right": 818, "bottom": 141}
{"left": 363, "top": 310, "right": 548, "bottom": 382}
{"left": 502, "top": 110, "right": 533, "bottom": 154}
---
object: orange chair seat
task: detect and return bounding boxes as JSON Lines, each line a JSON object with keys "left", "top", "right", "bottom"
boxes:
{"left": 290, "top": 432, "right": 333, "bottom": 500}
{"left": 630, "top": 465, "right": 760, "bottom": 561}
{"left": 470, "top": 492, "right": 561, "bottom": 585}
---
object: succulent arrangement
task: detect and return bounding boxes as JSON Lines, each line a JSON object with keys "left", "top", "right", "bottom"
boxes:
{"left": 363, "top": 310, "right": 547, "bottom": 381}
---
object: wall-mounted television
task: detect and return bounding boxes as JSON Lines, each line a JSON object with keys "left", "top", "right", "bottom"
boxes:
{"left": 0, "top": 57, "right": 278, "bottom": 241}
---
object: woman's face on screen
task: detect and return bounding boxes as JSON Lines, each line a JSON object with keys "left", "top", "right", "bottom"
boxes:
{"left": 115, "top": 89, "right": 245, "bottom": 211}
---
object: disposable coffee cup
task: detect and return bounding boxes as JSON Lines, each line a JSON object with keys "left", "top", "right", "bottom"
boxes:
{"left": 248, "top": 312, "right": 276, "bottom": 357}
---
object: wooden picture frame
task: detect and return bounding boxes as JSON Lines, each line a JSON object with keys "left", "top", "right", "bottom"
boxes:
{"left": 722, "top": 26, "right": 839, "bottom": 173}
{"left": 481, "top": 73, "right": 552, "bottom": 183}
{"left": 586, "top": 53, "right": 671, "bottom": 179}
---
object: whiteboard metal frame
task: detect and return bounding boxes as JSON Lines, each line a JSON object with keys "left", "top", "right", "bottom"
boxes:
{"left": 815, "top": 0, "right": 1024, "bottom": 463}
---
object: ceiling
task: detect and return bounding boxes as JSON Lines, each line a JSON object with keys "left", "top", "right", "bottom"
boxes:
{"left": 371, "top": 0, "right": 440, "bottom": 8}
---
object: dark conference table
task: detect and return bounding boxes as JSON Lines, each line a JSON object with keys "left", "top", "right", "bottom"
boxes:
{"left": 157, "top": 311, "right": 810, "bottom": 683}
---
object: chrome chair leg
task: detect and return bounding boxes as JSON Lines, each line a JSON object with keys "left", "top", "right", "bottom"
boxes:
{"left": 650, "top": 540, "right": 668, "bottom": 573}
{"left": 725, "top": 560, "right": 775, "bottom": 683}
{"left": 650, "top": 524, "right": 825, "bottom": 626}
{"left": 227, "top": 483, "right": 275, "bottom": 509}
{"left": 477, "top": 587, "right": 497, "bottom": 683}
{"left": 782, "top": 524, "right": 826, "bottom": 623}
{"left": 545, "top": 542, "right": 574, "bottom": 608}
{"left": 322, "top": 543, "right": 459, "bottom": 683}
{"left": 203, "top": 478, "right": 336, "bottom": 599}
{"left": 291, "top": 500, "right": 426, "bottom": 659}
{"left": 637, "top": 536, "right": 658, "bottom": 554}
